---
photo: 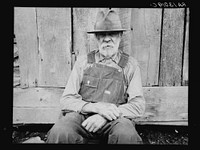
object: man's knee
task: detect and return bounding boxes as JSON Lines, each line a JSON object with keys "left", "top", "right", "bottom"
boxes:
{"left": 60, "top": 112, "right": 84, "bottom": 125}
{"left": 110, "top": 118, "right": 136, "bottom": 137}
{"left": 108, "top": 117, "right": 142, "bottom": 144}
{"left": 47, "top": 112, "right": 85, "bottom": 143}
{"left": 48, "top": 125, "right": 85, "bottom": 143}
{"left": 52, "top": 112, "right": 82, "bottom": 134}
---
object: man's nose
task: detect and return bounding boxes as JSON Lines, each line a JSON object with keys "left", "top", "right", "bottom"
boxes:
{"left": 103, "top": 35, "right": 112, "bottom": 42}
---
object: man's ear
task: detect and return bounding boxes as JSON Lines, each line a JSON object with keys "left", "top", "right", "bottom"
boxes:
{"left": 94, "top": 34, "right": 100, "bottom": 49}
{"left": 94, "top": 34, "right": 99, "bottom": 43}
{"left": 94, "top": 34, "right": 100, "bottom": 42}
{"left": 119, "top": 32, "right": 123, "bottom": 38}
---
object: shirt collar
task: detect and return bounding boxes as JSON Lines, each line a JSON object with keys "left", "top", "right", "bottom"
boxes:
{"left": 96, "top": 50, "right": 121, "bottom": 64}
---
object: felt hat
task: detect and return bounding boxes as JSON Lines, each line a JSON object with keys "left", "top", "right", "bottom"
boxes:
{"left": 87, "top": 9, "right": 127, "bottom": 34}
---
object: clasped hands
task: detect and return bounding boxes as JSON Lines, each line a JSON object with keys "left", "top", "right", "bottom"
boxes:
{"left": 81, "top": 102, "right": 121, "bottom": 133}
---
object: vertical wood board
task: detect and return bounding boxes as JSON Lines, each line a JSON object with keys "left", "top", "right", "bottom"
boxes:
{"left": 182, "top": 8, "right": 189, "bottom": 86}
{"left": 37, "top": 8, "right": 72, "bottom": 87}
{"left": 159, "top": 8, "right": 185, "bottom": 86}
{"left": 112, "top": 8, "right": 132, "bottom": 54}
{"left": 88, "top": 8, "right": 112, "bottom": 53}
{"left": 73, "top": 8, "right": 100, "bottom": 57}
{"left": 14, "top": 7, "right": 39, "bottom": 87}
{"left": 131, "top": 8, "right": 162, "bottom": 86}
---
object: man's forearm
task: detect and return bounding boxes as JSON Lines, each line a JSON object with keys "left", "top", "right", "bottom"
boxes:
{"left": 81, "top": 102, "right": 121, "bottom": 121}
{"left": 60, "top": 95, "right": 90, "bottom": 112}
{"left": 118, "top": 96, "right": 145, "bottom": 118}
{"left": 81, "top": 102, "right": 99, "bottom": 114}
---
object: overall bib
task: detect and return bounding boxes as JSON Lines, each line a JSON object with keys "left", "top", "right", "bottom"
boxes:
{"left": 79, "top": 50, "right": 129, "bottom": 105}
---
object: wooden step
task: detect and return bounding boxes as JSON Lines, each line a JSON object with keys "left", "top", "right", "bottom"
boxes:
{"left": 13, "top": 86, "right": 188, "bottom": 125}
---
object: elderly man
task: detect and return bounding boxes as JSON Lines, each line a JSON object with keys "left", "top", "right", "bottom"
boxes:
{"left": 47, "top": 9, "right": 145, "bottom": 144}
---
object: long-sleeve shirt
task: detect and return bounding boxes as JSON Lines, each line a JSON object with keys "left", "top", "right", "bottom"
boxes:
{"left": 60, "top": 51, "right": 145, "bottom": 119}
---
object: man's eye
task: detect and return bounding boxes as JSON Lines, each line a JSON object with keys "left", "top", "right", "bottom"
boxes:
{"left": 100, "top": 33, "right": 107, "bottom": 37}
{"left": 107, "top": 33, "right": 118, "bottom": 37}
{"left": 96, "top": 34, "right": 104, "bottom": 38}
{"left": 96, "top": 32, "right": 119, "bottom": 38}
{"left": 111, "top": 32, "right": 119, "bottom": 36}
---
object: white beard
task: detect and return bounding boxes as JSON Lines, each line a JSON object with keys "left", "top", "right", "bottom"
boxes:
{"left": 100, "top": 46, "right": 118, "bottom": 58}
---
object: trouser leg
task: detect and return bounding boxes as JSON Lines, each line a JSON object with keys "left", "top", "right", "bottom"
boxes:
{"left": 46, "top": 112, "right": 142, "bottom": 144}
{"left": 46, "top": 112, "right": 90, "bottom": 144}
{"left": 100, "top": 117, "right": 143, "bottom": 144}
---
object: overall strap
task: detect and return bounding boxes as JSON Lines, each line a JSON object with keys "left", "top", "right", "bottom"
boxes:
{"left": 118, "top": 52, "right": 129, "bottom": 68}
{"left": 87, "top": 50, "right": 96, "bottom": 64}
{"left": 118, "top": 52, "right": 129, "bottom": 89}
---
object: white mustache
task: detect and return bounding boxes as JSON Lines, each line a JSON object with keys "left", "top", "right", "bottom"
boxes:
{"left": 102, "top": 44, "right": 114, "bottom": 49}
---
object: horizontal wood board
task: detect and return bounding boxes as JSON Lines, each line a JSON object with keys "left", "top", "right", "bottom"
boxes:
{"left": 13, "top": 86, "right": 188, "bottom": 125}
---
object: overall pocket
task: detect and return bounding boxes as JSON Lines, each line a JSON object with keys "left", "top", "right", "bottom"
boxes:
{"left": 101, "top": 79, "right": 122, "bottom": 104}
{"left": 79, "top": 76, "right": 99, "bottom": 101}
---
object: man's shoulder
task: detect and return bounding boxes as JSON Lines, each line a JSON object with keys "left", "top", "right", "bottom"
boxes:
{"left": 122, "top": 54, "right": 139, "bottom": 74}
{"left": 76, "top": 50, "right": 97, "bottom": 62}
{"left": 76, "top": 54, "right": 87, "bottom": 62}
{"left": 127, "top": 54, "right": 139, "bottom": 67}
{"left": 75, "top": 54, "right": 88, "bottom": 68}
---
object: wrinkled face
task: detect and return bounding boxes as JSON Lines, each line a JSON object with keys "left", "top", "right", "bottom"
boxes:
{"left": 95, "top": 32, "right": 122, "bottom": 58}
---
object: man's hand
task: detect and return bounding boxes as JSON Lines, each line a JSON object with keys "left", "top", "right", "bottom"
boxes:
{"left": 94, "top": 102, "right": 121, "bottom": 121}
{"left": 81, "top": 102, "right": 121, "bottom": 121}
{"left": 81, "top": 114, "right": 107, "bottom": 133}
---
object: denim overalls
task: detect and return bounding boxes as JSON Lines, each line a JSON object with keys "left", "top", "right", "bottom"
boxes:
{"left": 79, "top": 50, "right": 129, "bottom": 105}
{"left": 47, "top": 50, "right": 143, "bottom": 144}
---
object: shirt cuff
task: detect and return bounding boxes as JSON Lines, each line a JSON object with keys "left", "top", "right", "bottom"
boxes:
{"left": 60, "top": 99, "right": 89, "bottom": 113}
{"left": 79, "top": 102, "right": 91, "bottom": 115}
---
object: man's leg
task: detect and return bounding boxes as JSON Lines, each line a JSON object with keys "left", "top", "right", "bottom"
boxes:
{"left": 101, "top": 117, "right": 143, "bottom": 144}
{"left": 46, "top": 112, "right": 90, "bottom": 144}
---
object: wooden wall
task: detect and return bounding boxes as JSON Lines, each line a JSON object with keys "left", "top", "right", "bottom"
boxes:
{"left": 73, "top": 8, "right": 188, "bottom": 87}
{"left": 14, "top": 7, "right": 189, "bottom": 125}
{"left": 14, "top": 8, "right": 72, "bottom": 88}
{"left": 14, "top": 7, "right": 189, "bottom": 88}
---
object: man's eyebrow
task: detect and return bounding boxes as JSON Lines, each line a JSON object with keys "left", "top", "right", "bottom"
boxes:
{"left": 96, "top": 32, "right": 121, "bottom": 36}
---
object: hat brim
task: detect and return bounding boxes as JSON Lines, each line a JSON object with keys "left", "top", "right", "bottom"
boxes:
{"left": 87, "top": 29, "right": 127, "bottom": 34}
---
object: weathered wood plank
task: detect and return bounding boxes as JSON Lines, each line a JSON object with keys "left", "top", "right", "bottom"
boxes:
{"left": 131, "top": 8, "right": 162, "bottom": 86}
{"left": 13, "top": 86, "right": 188, "bottom": 125}
{"left": 14, "top": 7, "right": 39, "bottom": 87}
{"left": 137, "top": 86, "right": 188, "bottom": 123}
{"left": 182, "top": 8, "right": 189, "bottom": 86}
{"left": 137, "top": 121, "right": 188, "bottom": 126}
{"left": 13, "top": 87, "right": 63, "bottom": 107}
{"left": 73, "top": 8, "right": 109, "bottom": 57}
{"left": 13, "top": 107, "right": 60, "bottom": 124}
{"left": 37, "top": 8, "right": 72, "bottom": 87}
{"left": 112, "top": 8, "right": 132, "bottom": 54}
{"left": 73, "top": 8, "right": 94, "bottom": 56}
{"left": 159, "top": 8, "right": 185, "bottom": 86}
